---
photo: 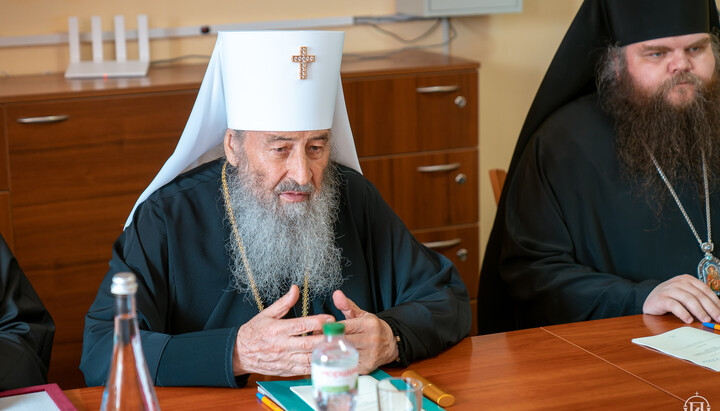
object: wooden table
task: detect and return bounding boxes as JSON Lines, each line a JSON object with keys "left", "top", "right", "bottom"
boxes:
{"left": 65, "top": 314, "right": 718, "bottom": 410}
{"left": 544, "top": 314, "right": 719, "bottom": 406}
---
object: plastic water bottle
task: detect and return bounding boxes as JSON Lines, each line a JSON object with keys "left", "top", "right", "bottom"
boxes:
{"left": 312, "top": 322, "right": 359, "bottom": 411}
{"left": 101, "top": 272, "right": 160, "bottom": 411}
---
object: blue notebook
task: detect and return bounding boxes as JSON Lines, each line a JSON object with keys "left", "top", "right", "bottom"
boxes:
{"left": 256, "top": 369, "right": 445, "bottom": 411}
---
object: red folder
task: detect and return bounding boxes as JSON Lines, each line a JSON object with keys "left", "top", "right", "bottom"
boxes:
{"left": 0, "top": 383, "right": 77, "bottom": 411}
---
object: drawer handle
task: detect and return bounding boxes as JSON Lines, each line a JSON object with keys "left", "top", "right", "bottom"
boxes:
{"left": 416, "top": 85, "right": 459, "bottom": 94}
{"left": 422, "top": 238, "right": 462, "bottom": 249}
{"left": 417, "top": 162, "right": 461, "bottom": 173}
{"left": 16, "top": 115, "right": 70, "bottom": 124}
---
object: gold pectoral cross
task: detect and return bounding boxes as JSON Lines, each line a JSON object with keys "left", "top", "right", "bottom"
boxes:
{"left": 291, "top": 46, "right": 315, "bottom": 80}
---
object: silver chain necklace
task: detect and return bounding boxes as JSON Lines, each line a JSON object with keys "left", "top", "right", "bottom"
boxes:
{"left": 651, "top": 153, "right": 720, "bottom": 295}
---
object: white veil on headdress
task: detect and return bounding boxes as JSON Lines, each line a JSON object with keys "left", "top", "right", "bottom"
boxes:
{"left": 125, "top": 30, "right": 361, "bottom": 227}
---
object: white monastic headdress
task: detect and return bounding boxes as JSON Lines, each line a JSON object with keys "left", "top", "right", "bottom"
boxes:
{"left": 125, "top": 31, "right": 361, "bottom": 227}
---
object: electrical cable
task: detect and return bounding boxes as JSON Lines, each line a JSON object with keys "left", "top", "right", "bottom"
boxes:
{"left": 0, "top": 16, "right": 457, "bottom": 73}
{"left": 150, "top": 54, "right": 211, "bottom": 65}
{"left": 343, "top": 19, "right": 457, "bottom": 61}
{"left": 362, "top": 18, "right": 442, "bottom": 44}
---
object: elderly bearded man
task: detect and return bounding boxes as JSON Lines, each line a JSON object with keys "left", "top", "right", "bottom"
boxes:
{"left": 80, "top": 31, "right": 471, "bottom": 387}
{"left": 478, "top": 0, "right": 720, "bottom": 334}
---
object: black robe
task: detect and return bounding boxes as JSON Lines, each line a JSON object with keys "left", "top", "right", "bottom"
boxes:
{"left": 80, "top": 160, "right": 470, "bottom": 387}
{"left": 0, "top": 234, "right": 55, "bottom": 390}
{"left": 498, "top": 93, "right": 720, "bottom": 329}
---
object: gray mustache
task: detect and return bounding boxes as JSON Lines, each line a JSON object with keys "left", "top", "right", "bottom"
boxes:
{"left": 274, "top": 180, "right": 315, "bottom": 194}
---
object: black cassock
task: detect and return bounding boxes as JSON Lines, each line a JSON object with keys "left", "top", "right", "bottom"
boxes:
{"left": 497, "top": 93, "right": 720, "bottom": 329}
{"left": 0, "top": 234, "right": 54, "bottom": 390}
{"left": 81, "top": 159, "right": 470, "bottom": 387}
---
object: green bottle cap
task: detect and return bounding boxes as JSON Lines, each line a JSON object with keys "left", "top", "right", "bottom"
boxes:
{"left": 323, "top": 322, "right": 345, "bottom": 336}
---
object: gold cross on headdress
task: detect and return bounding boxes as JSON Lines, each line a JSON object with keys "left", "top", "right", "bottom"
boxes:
{"left": 292, "top": 46, "right": 316, "bottom": 79}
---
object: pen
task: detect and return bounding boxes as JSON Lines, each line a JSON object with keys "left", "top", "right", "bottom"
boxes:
{"left": 256, "top": 392, "right": 284, "bottom": 411}
{"left": 702, "top": 322, "right": 720, "bottom": 331}
{"left": 401, "top": 370, "right": 455, "bottom": 407}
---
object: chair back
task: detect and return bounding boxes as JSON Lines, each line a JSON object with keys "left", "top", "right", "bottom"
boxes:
{"left": 489, "top": 169, "right": 507, "bottom": 205}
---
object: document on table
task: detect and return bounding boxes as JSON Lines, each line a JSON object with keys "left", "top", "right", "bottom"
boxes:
{"left": 0, "top": 383, "right": 76, "bottom": 411}
{"left": 0, "top": 392, "right": 60, "bottom": 411}
{"left": 291, "top": 375, "right": 381, "bottom": 411}
{"left": 632, "top": 326, "right": 720, "bottom": 371}
{"left": 257, "top": 369, "right": 443, "bottom": 411}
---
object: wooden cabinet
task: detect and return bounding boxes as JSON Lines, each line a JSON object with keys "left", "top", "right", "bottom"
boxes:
{"left": 0, "top": 69, "right": 200, "bottom": 389}
{"left": 342, "top": 52, "right": 480, "bottom": 336}
{"left": 0, "top": 51, "right": 479, "bottom": 389}
{"left": 5, "top": 92, "right": 196, "bottom": 388}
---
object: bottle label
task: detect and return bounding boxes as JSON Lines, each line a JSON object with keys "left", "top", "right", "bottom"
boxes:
{"left": 311, "top": 364, "right": 358, "bottom": 393}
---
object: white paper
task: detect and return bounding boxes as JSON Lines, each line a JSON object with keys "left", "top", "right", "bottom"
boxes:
{"left": 292, "top": 375, "right": 380, "bottom": 411}
{"left": 0, "top": 391, "right": 61, "bottom": 411}
{"left": 632, "top": 326, "right": 720, "bottom": 371}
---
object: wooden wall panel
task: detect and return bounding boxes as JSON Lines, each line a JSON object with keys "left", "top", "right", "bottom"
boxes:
{"left": 0, "top": 108, "right": 11, "bottom": 248}
{"left": 0, "top": 192, "right": 11, "bottom": 250}
{"left": 0, "top": 107, "right": 7, "bottom": 191}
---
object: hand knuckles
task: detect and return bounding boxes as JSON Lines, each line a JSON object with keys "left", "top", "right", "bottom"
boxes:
{"left": 300, "top": 338, "right": 315, "bottom": 351}
{"left": 678, "top": 292, "right": 701, "bottom": 305}
{"left": 289, "top": 322, "right": 306, "bottom": 335}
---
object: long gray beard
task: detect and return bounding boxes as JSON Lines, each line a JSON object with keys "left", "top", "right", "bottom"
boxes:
{"left": 224, "top": 161, "right": 344, "bottom": 305}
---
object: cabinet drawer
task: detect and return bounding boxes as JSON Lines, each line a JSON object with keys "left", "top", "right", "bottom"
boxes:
{"left": 7, "top": 91, "right": 196, "bottom": 207}
{"left": 360, "top": 149, "right": 478, "bottom": 230}
{"left": 412, "top": 225, "right": 479, "bottom": 299}
{"left": 344, "top": 71, "right": 477, "bottom": 156}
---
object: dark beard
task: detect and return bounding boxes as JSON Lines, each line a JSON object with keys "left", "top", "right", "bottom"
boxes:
{"left": 599, "top": 67, "right": 720, "bottom": 207}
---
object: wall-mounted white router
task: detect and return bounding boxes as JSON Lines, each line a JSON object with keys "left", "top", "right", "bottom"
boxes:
{"left": 65, "top": 15, "right": 150, "bottom": 79}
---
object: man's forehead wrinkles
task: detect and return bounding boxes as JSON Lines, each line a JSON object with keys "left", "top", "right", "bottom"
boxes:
{"left": 690, "top": 37, "right": 712, "bottom": 46}
{"left": 263, "top": 132, "right": 330, "bottom": 143}
{"left": 638, "top": 34, "right": 711, "bottom": 50}
{"left": 266, "top": 135, "right": 294, "bottom": 142}
{"left": 641, "top": 45, "right": 671, "bottom": 52}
